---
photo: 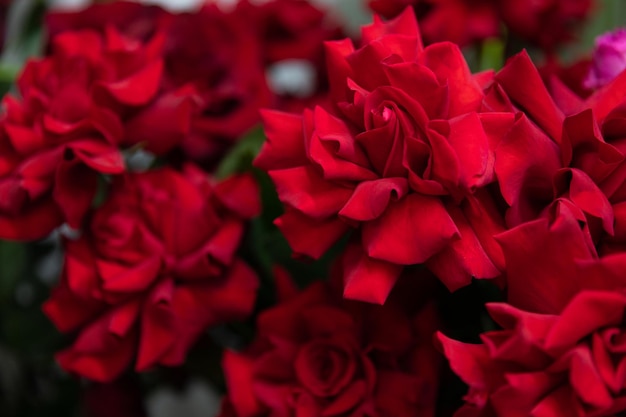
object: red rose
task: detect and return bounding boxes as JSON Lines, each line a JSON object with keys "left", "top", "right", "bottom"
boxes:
{"left": 46, "top": 2, "right": 274, "bottom": 164}
{"left": 480, "top": 51, "right": 626, "bottom": 315}
{"left": 438, "top": 290, "right": 626, "bottom": 417}
{"left": 220, "top": 271, "right": 441, "bottom": 417}
{"left": 256, "top": 9, "right": 509, "bottom": 304}
{"left": 0, "top": 26, "right": 172, "bottom": 240}
{"left": 161, "top": 5, "right": 272, "bottom": 162}
{"left": 367, "top": 0, "right": 500, "bottom": 46}
{"left": 42, "top": 165, "right": 260, "bottom": 382}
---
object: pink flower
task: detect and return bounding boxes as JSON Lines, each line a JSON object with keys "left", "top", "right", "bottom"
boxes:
{"left": 585, "top": 28, "right": 626, "bottom": 89}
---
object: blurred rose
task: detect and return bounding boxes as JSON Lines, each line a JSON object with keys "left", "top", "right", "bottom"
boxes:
{"left": 43, "top": 165, "right": 260, "bottom": 381}
{"left": 585, "top": 28, "right": 626, "bottom": 89}
{"left": 220, "top": 271, "right": 441, "bottom": 417}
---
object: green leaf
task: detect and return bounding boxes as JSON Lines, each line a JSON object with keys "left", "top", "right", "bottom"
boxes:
{"left": 215, "top": 127, "right": 266, "bottom": 179}
{"left": 479, "top": 37, "right": 505, "bottom": 72}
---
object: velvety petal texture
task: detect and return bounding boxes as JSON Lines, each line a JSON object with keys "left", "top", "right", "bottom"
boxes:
{"left": 42, "top": 166, "right": 260, "bottom": 382}
{"left": 256, "top": 9, "right": 510, "bottom": 304}
{"left": 438, "top": 290, "right": 626, "bottom": 417}
{"left": 219, "top": 273, "right": 441, "bottom": 417}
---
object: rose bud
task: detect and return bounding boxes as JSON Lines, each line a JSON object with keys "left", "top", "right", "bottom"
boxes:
{"left": 585, "top": 28, "right": 626, "bottom": 89}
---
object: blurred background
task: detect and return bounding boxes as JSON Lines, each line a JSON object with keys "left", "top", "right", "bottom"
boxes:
{"left": 0, "top": 0, "right": 624, "bottom": 416}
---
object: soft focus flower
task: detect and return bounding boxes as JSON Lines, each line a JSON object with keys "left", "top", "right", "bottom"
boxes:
{"left": 160, "top": 4, "right": 271, "bottom": 162}
{"left": 585, "top": 28, "right": 626, "bottom": 90}
{"left": 0, "top": 26, "right": 173, "bottom": 240}
{"left": 438, "top": 290, "right": 626, "bottom": 417}
{"left": 235, "top": 0, "right": 343, "bottom": 66}
{"left": 219, "top": 271, "right": 441, "bottom": 417}
{"left": 540, "top": 57, "right": 593, "bottom": 108}
{"left": 46, "top": 1, "right": 269, "bottom": 164}
{"left": 256, "top": 9, "right": 509, "bottom": 304}
{"left": 367, "top": 0, "right": 593, "bottom": 51}
{"left": 45, "top": 0, "right": 343, "bottom": 164}
{"left": 42, "top": 165, "right": 260, "bottom": 382}
{"left": 499, "top": 0, "right": 593, "bottom": 51}
{"left": 368, "top": 0, "right": 500, "bottom": 46}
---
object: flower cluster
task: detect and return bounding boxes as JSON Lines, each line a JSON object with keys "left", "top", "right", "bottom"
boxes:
{"left": 5, "top": 1, "right": 626, "bottom": 417}
{"left": 0, "top": 0, "right": 343, "bottom": 382}
{"left": 220, "top": 270, "right": 442, "bottom": 417}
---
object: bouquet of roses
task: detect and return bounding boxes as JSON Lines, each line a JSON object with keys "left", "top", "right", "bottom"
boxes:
{"left": 2, "top": 0, "right": 626, "bottom": 416}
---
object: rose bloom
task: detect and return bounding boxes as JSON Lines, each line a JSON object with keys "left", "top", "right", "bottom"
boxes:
{"left": 438, "top": 290, "right": 626, "bottom": 417}
{"left": 219, "top": 270, "right": 441, "bottom": 417}
{"left": 42, "top": 165, "right": 260, "bottom": 382}
{"left": 46, "top": 1, "right": 269, "bottom": 163}
{"left": 0, "top": 24, "right": 183, "bottom": 240}
{"left": 484, "top": 45, "right": 626, "bottom": 313}
{"left": 160, "top": 4, "right": 272, "bottom": 162}
{"left": 256, "top": 9, "right": 509, "bottom": 304}
{"left": 45, "top": 0, "right": 342, "bottom": 163}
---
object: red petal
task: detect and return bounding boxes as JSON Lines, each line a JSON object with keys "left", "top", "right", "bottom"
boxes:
{"left": 276, "top": 208, "right": 350, "bottom": 259}
{"left": 136, "top": 278, "right": 176, "bottom": 371}
{"left": 0, "top": 197, "right": 63, "bottom": 241}
{"left": 255, "top": 110, "right": 307, "bottom": 171}
{"left": 495, "top": 51, "right": 564, "bottom": 141}
{"left": 222, "top": 351, "right": 262, "bottom": 417}
{"left": 362, "top": 194, "right": 458, "bottom": 265}
{"left": 496, "top": 209, "right": 596, "bottom": 314}
{"left": 426, "top": 204, "right": 499, "bottom": 291}
{"left": 339, "top": 177, "right": 408, "bottom": 222}
{"left": 53, "top": 160, "right": 97, "bottom": 229}
{"left": 421, "top": 42, "right": 483, "bottom": 117}
{"left": 270, "top": 165, "right": 353, "bottom": 219}
{"left": 214, "top": 173, "right": 261, "bottom": 219}
{"left": 98, "top": 60, "right": 163, "bottom": 106}
{"left": 342, "top": 242, "right": 403, "bottom": 304}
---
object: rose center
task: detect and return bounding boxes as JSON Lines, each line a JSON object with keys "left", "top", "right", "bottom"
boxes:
{"left": 294, "top": 338, "right": 358, "bottom": 398}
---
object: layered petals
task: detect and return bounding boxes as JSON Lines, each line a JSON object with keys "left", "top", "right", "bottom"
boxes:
{"left": 43, "top": 167, "right": 260, "bottom": 381}
{"left": 257, "top": 8, "right": 508, "bottom": 303}
{"left": 220, "top": 276, "right": 441, "bottom": 417}
{"left": 439, "top": 290, "right": 626, "bottom": 417}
